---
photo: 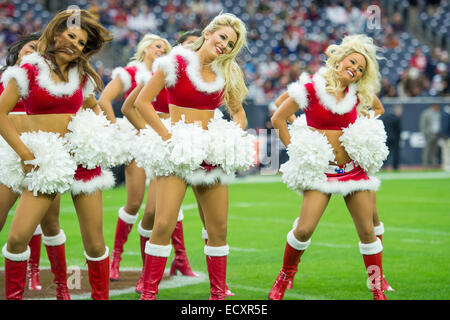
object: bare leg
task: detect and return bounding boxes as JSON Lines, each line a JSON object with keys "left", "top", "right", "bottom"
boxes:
{"left": 123, "top": 160, "right": 147, "bottom": 215}
{"left": 344, "top": 191, "right": 377, "bottom": 244}
{"left": 370, "top": 191, "right": 381, "bottom": 227}
{"left": 0, "top": 184, "right": 20, "bottom": 232}
{"left": 40, "top": 194, "right": 62, "bottom": 237}
{"left": 141, "top": 179, "right": 158, "bottom": 230}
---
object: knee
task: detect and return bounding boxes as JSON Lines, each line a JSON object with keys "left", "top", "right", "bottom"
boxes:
{"left": 358, "top": 228, "right": 377, "bottom": 244}
{"left": 7, "top": 233, "right": 29, "bottom": 254}
{"left": 40, "top": 221, "right": 60, "bottom": 237}
{"left": 205, "top": 222, "right": 227, "bottom": 244}
{"left": 84, "top": 241, "right": 107, "bottom": 259}
{"left": 124, "top": 202, "right": 141, "bottom": 215}
{"left": 293, "top": 226, "right": 313, "bottom": 243}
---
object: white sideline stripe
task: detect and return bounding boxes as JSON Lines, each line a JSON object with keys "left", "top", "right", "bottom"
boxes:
{"left": 18, "top": 268, "right": 207, "bottom": 300}
{"left": 312, "top": 242, "right": 353, "bottom": 249}
{"left": 227, "top": 283, "right": 327, "bottom": 300}
{"left": 229, "top": 246, "right": 261, "bottom": 252}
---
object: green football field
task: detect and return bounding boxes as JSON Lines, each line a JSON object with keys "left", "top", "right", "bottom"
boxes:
{"left": 1, "top": 171, "right": 449, "bottom": 300}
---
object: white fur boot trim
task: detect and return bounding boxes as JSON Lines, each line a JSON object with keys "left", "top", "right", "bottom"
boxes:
{"left": 359, "top": 238, "right": 383, "bottom": 255}
{"left": 204, "top": 245, "right": 229, "bottom": 257}
{"left": 118, "top": 206, "right": 139, "bottom": 225}
{"left": 145, "top": 242, "right": 172, "bottom": 257}
{"left": 201, "top": 227, "right": 209, "bottom": 241}
{"left": 374, "top": 222, "right": 385, "bottom": 236}
{"left": 2, "top": 244, "right": 30, "bottom": 261}
{"left": 138, "top": 220, "right": 152, "bottom": 238}
{"left": 287, "top": 230, "right": 311, "bottom": 251}
{"left": 177, "top": 208, "right": 184, "bottom": 222}
{"left": 84, "top": 246, "right": 109, "bottom": 261}
{"left": 42, "top": 230, "right": 66, "bottom": 247}
{"left": 33, "top": 224, "right": 42, "bottom": 236}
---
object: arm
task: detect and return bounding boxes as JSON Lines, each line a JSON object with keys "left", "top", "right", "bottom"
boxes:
{"left": 274, "top": 91, "right": 296, "bottom": 124}
{"left": 271, "top": 96, "right": 300, "bottom": 147}
{"left": 227, "top": 94, "right": 247, "bottom": 130}
{"left": 0, "top": 80, "right": 35, "bottom": 171}
{"left": 135, "top": 69, "right": 170, "bottom": 140}
{"left": 371, "top": 96, "right": 385, "bottom": 117}
{"left": 121, "top": 84, "right": 147, "bottom": 130}
{"left": 97, "top": 76, "right": 124, "bottom": 123}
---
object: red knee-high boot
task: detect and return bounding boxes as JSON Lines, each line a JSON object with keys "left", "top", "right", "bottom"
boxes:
{"left": 27, "top": 225, "right": 42, "bottom": 291}
{"left": 110, "top": 207, "right": 138, "bottom": 281}
{"left": 360, "top": 239, "right": 387, "bottom": 300}
{"left": 85, "top": 247, "right": 110, "bottom": 300}
{"left": 135, "top": 220, "right": 152, "bottom": 293}
{"left": 205, "top": 245, "right": 229, "bottom": 300}
{"left": 2, "top": 244, "right": 30, "bottom": 300}
{"left": 140, "top": 242, "right": 172, "bottom": 300}
{"left": 170, "top": 210, "right": 197, "bottom": 277}
{"left": 43, "top": 230, "right": 70, "bottom": 300}
{"left": 202, "top": 228, "right": 234, "bottom": 296}
{"left": 269, "top": 230, "right": 310, "bottom": 300}
{"left": 374, "top": 222, "right": 394, "bottom": 292}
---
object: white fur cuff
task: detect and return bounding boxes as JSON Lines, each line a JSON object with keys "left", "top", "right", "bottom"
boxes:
{"left": 71, "top": 169, "right": 115, "bottom": 196}
{"left": 111, "top": 67, "right": 132, "bottom": 93}
{"left": 2, "top": 244, "right": 30, "bottom": 261}
{"left": 145, "top": 242, "right": 172, "bottom": 257}
{"left": 204, "top": 245, "right": 229, "bottom": 257}
{"left": 359, "top": 238, "right": 383, "bottom": 255}
{"left": 84, "top": 246, "right": 109, "bottom": 261}
{"left": 153, "top": 55, "right": 177, "bottom": 87}
{"left": 42, "top": 230, "right": 66, "bottom": 247}
{"left": 118, "top": 207, "right": 139, "bottom": 224}
{"left": 287, "top": 72, "right": 311, "bottom": 110}
{"left": 177, "top": 208, "right": 184, "bottom": 222}
{"left": 374, "top": 222, "right": 384, "bottom": 236}
{"left": 287, "top": 230, "right": 311, "bottom": 251}
{"left": 138, "top": 220, "right": 152, "bottom": 238}
{"left": 202, "top": 227, "right": 209, "bottom": 240}
{"left": 33, "top": 224, "right": 42, "bottom": 236}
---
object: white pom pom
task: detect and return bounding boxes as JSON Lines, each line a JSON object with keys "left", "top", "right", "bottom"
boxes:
{"left": 20, "top": 131, "right": 77, "bottom": 196}
{"left": 340, "top": 116, "right": 389, "bottom": 175}
{"left": 66, "top": 109, "right": 123, "bottom": 169}
{"left": 280, "top": 125, "right": 335, "bottom": 193}
{"left": 207, "top": 118, "right": 256, "bottom": 174}
{"left": 112, "top": 117, "right": 138, "bottom": 165}
{"left": 0, "top": 136, "right": 25, "bottom": 193}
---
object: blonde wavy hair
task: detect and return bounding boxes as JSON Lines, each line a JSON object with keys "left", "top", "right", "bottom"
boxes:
{"left": 128, "top": 33, "right": 171, "bottom": 67}
{"left": 324, "top": 34, "right": 383, "bottom": 115}
{"left": 187, "top": 13, "right": 248, "bottom": 113}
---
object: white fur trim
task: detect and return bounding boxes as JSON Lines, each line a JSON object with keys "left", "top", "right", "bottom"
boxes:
{"left": 359, "top": 238, "right": 383, "bottom": 255}
{"left": 1, "top": 65, "right": 30, "bottom": 97}
{"left": 144, "top": 242, "right": 172, "bottom": 257}
{"left": 84, "top": 246, "right": 109, "bottom": 261}
{"left": 309, "top": 176, "right": 380, "bottom": 196}
{"left": 152, "top": 55, "right": 178, "bottom": 87}
{"left": 287, "top": 230, "right": 311, "bottom": 250}
{"left": 33, "top": 224, "right": 42, "bottom": 236}
{"left": 292, "top": 217, "right": 299, "bottom": 229}
{"left": 20, "top": 52, "right": 80, "bottom": 97}
{"left": 168, "top": 45, "right": 225, "bottom": 93}
{"left": 2, "top": 244, "right": 30, "bottom": 261}
{"left": 138, "top": 220, "right": 152, "bottom": 238}
{"left": 177, "top": 208, "right": 184, "bottom": 222}
{"left": 42, "top": 230, "right": 66, "bottom": 247}
{"left": 287, "top": 72, "right": 311, "bottom": 110}
{"left": 312, "top": 67, "right": 357, "bottom": 115}
{"left": 111, "top": 67, "right": 132, "bottom": 93}
{"left": 201, "top": 227, "right": 209, "bottom": 240}
{"left": 118, "top": 206, "right": 138, "bottom": 224}
{"left": 374, "top": 222, "right": 384, "bottom": 236}
{"left": 181, "top": 167, "right": 235, "bottom": 186}
{"left": 204, "top": 245, "right": 229, "bottom": 257}
{"left": 82, "top": 75, "right": 96, "bottom": 100}
{"left": 135, "top": 62, "right": 152, "bottom": 85}
{"left": 71, "top": 168, "right": 115, "bottom": 196}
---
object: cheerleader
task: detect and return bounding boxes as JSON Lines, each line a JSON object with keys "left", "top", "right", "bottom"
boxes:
{"left": 273, "top": 88, "right": 393, "bottom": 293}
{"left": 129, "top": 13, "right": 254, "bottom": 300}
{"left": 98, "top": 34, "right": 184, "bottom": 282}
{"left": 0, "top": 10, "right": 113, "bottom": 300}
{"left": 269, "top": 34, "right": 389, "bottom": 300}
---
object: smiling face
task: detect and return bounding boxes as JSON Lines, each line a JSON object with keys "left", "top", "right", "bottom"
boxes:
{"left": 337, "top": 52, "right": 367, "bottom": 84}
{"left": 17, "top": 40, "right": 38, "bottom": 64}
{"left": 54, "top": 26, "right": 88, "bottom": 63}
{"left": 204, "top": 26, "right": 237, "bottom": 59}
{"left": 144, "top": 39, "right": 168, "bottom": 63}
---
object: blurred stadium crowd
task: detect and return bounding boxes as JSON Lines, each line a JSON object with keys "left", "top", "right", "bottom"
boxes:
{"left": 1, "top": 0, "right": 449, "bottom": 106}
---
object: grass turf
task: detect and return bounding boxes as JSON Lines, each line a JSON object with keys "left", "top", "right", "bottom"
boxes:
{"left": 1, "top": 171, "right": 449, "bottom": 300}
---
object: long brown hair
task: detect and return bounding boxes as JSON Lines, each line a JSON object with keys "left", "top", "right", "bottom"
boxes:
{"left": 37, "top": 9, "right": 113, "bottom": 91}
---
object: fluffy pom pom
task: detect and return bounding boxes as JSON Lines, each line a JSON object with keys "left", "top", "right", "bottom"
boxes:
{"left": 280, "top": 123, "right": 335, "bottom": 193}
{"left": 206, "top": 118, "right": 256, "bottom": 174}
{"left": 20, "top": 131, "right": 77, "bottom": 196}
{"left": 0, "top": 136, "right": 25, "bottom": 193}
{"left": 169, "top": 118, "right": 210, "bottom": 177}
{"left": 339, "top": 115, "right": 389, "bottom": 175}
{"left": 66, "top": 109, "right": 123, "bottom": 169}
{"left": 133, "top": 124, "right": 174, "bottom": 179}
{"left": 113, "top": 117, "right": 139, "bottom": 165}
